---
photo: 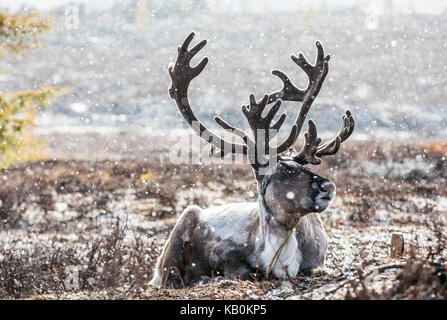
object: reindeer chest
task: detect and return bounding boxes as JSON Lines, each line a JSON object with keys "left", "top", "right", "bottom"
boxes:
{"left": 260, "top": 233, "right": 303, "bottom": 278}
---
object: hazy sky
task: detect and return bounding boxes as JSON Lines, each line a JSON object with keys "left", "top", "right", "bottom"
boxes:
{"left": 1, "top": 0, "right": 446, "bottom": 15}
{"left": 0, "top": 0, "right": 114, "bottom": 11}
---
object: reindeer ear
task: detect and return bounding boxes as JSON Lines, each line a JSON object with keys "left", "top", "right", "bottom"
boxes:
{"left": 252, "top": 158, "right": 283, "bottom": 185}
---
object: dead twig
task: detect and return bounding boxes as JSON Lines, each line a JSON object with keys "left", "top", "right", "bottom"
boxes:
{"left": 172, "top": 266, "right": 185, "bottom": 290}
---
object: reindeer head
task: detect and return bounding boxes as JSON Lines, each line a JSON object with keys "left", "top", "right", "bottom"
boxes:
{"left": 168, "top": 32, "right": 354, "bottom": 217}
{"left": 262, "top": 160, "right": 335, "bottom": 221}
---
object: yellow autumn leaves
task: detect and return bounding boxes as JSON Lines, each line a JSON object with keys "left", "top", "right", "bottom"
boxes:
{"left": 0, "top": 11, "right": 67, "bottom": 167}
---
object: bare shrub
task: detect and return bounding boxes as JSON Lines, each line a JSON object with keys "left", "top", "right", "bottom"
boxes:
{"left": 0, "top": 215, "right": 155, "bottom": 299}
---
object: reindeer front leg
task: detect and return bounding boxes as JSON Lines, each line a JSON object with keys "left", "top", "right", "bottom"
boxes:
{"left": 151, "top": 206, "right": 203, "bottom": 288}
{"left": 210, "top": 242, "right": 257, "bottom": 281}
{"left": 222, "top": 261, "right": 253, "bottom": 281}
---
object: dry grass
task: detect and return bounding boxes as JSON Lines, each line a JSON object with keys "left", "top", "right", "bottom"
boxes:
{"left": 0, "top": 141, "right": 446, "bottom": 299}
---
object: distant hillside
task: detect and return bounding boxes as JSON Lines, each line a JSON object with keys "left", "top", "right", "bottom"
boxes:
{"left": 0, "top": 6, "right": 446, "bottom": 138}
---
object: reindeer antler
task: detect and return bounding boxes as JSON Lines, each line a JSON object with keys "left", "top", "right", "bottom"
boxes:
{"left": 169, "top": 32, "right": 295, "bottom": 176}
{"left": 168, "top": 32, "right": 248, "bottom": 157}
{"left": 213, "top": 94, "right": 291, "bottom": 171}
{"left": 316, "top": 110, "right": 355, "bottom": 158}
{"left": 267, "top": 41, "right": 329, "bottom": 104}
{"left": 226, "top": 94, "right": 291, "bottom": 170}
{"left": 293, "top": 110, "right": 355, "bottom": 165}
{"left": 267, "top": 41, "right": 331, "bottom": 154}
{"left": 263, "top": 41, "right": 354, "bottom": 164}
{"left": 169, "top": 32, "right": 355, "bottom": 180}
{"left": 293, "top": 120, "right": 322, "bottom": 165}
{"left": 212, "top": 42, "right": 332, "bottom": 173}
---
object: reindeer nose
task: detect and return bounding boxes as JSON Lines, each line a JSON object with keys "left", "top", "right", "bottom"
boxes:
{"left": 320, "top": 181, "right": 336, "bottom": 197}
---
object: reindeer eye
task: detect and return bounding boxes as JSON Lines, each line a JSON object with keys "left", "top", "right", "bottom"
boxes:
{"left": 279, "top": 164, "right": 292, "bottom": 176}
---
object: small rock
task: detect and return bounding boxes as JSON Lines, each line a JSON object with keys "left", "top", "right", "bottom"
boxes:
{"left": 280, "top": 280, "right": 294, "bottom": 293}
{"left": 390, "top": 233, "right": 404, "bottom": 258}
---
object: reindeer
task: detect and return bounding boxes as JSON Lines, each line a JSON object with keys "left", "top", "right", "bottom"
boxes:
{"left": 150, "top": 32, "right": 354, "bottom": 288}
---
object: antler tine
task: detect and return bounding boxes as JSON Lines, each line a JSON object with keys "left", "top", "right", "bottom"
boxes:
{"left": 292, "top": 110, "right": 355, "bottom": 165}
{"left": 268, "top": 41, "right": 330, "bottom": 104}
{"left": 316, "top": 136, "right": 341, "bottom": 157}
{"left": 210, "top": 146, "right": 230, "bottom": 158}
{"left": 214, "top": 116, "right": 251, "bottom": 145}
{"left": 213, "top": 115, "right": 255, "bottom": 158}
{"left": 169, "top": 32, "right": 248, "bottom": 157}
{"left": 242, "top": 93, "right": 285, "bottom": 154}
{"left": 293, "top": 120, "right": 322, "bottom": 165}
{"left": 316, "top": 110, "right": 355, "bottom": 157}
{"left": 338, "top": 110, "right": 355, "bottom": 142}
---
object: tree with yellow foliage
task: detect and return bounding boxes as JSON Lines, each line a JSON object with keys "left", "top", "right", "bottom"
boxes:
{"left": 0, "top": 11, "right": 67, "bottom": 167}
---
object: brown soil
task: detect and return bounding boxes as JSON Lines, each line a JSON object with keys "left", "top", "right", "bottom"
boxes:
{"left": 0, "top": 141, "right": 446, "bottom": 299}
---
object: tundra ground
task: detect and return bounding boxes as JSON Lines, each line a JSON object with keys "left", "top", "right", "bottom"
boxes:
{"left": 0, "top": 140, "right": 446, "bottom": 299}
